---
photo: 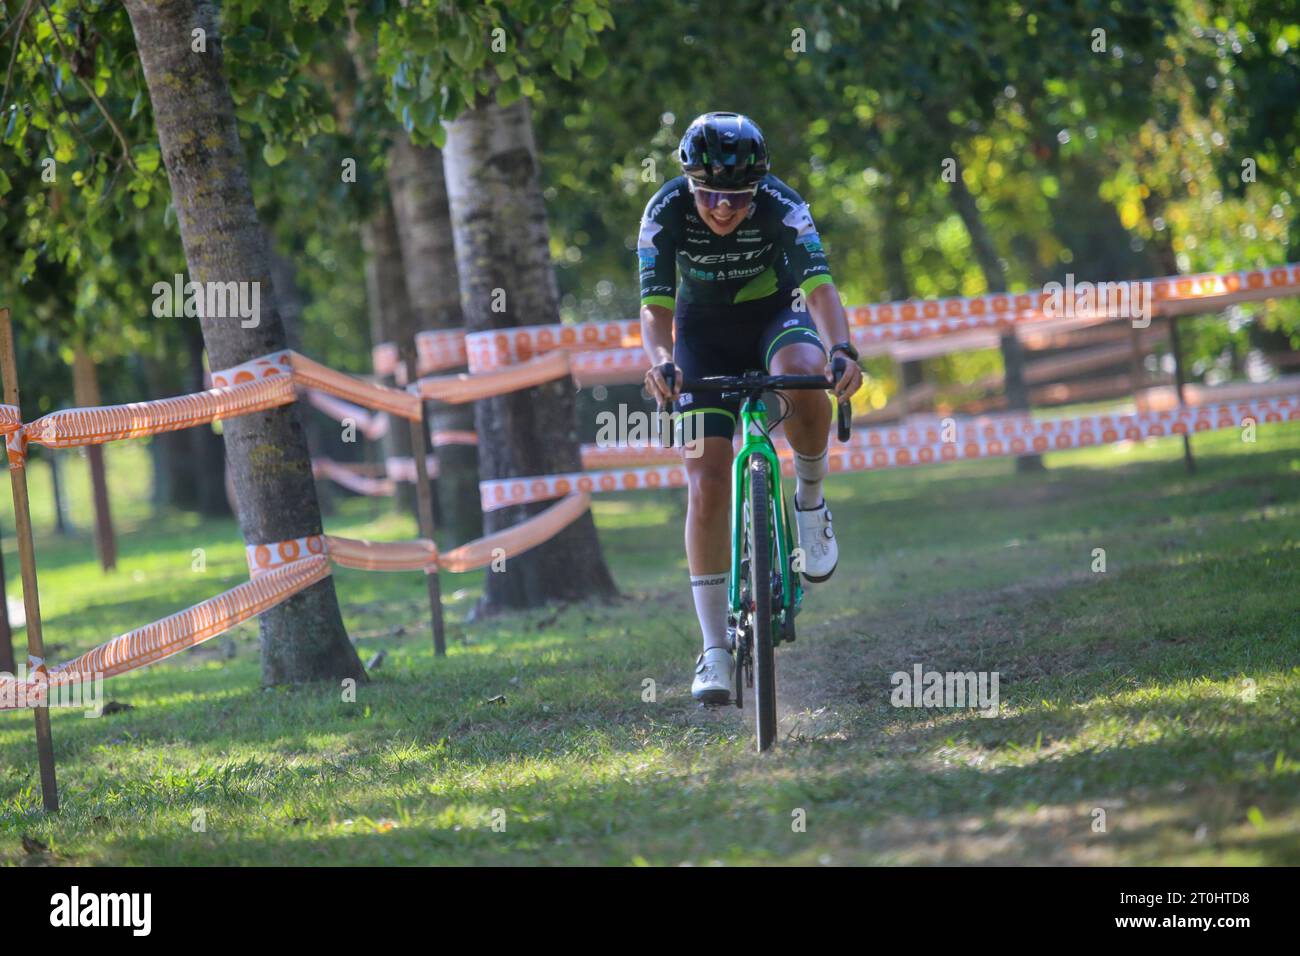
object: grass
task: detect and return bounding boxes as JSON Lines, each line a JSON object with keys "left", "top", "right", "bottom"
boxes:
{"left": 0, "top": 419, "right": 1297, "bottom": 865}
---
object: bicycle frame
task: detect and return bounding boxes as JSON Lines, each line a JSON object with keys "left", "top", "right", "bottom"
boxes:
{"left": 729, "top": 395, "right": 802, "bottom": 630}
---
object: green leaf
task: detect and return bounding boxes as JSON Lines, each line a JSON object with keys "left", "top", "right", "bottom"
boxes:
{"left": 440, "top": 85, "right": 462, "bottom": 118}
{"left": 133, "top": 146, "right": 162, "bottom": 174}
{"left": 580, "top": 44, "right": 608, "bottom": 78}
{"left": 495, "top": 77, "right": 522, "bottom": 107}
{"left": 318, "top": 114, "right": 337, "bottom": 134}
{"left": 262, "top": 141, "right": 288, "bottom": 166}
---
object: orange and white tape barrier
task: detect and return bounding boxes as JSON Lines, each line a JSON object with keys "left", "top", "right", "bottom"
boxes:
{"left": 312, "top": 458, "right": 398, "bottom": 497}
{"left": 315, "top": 443, "right": 685, "bottom": 497}
{"left": 326, "top": 535, "right": 439, "bottom": 573}
{"left": 0, "top": 492, "right": 592, "bottom": 708}
{"left": 411, "top": 350, "right": 571, "bottom": 404}
{"left": 439, "top": 492, "right": 591, "bottom": 572}
{"left": 373, "top": 328, "right": 468, "bottom": 379}
{"left": 447, "top": 262, "right": 1300, "bottom": 373}
{"left": 209, "top": 349, "right": 422, "bottom": 421}
{"left": 287, "top": 352, "right": 421, "bottom": 421}
{"left": 0, "top": 404, "right": 22, "bottom": 434}
{"left": 383, "top": 455, "right": 439, "bottom": 483}
{"left": 5, "top": 350, "right": 426, "bottom": 456}
{"left": 0, "top": 556, "right": 330, "bottom": 709}
{"left": 306, "top": 389, "right": 391, "bottom": 440}
{"left": 319, "top": 493, "right": 589, "bottom": 573}
{"left": 478, "top": 394, "right": 1300, "bottom": 511}
{"left": 305, "top": 389, "right": 483, "bottom": 448}
{"left": 23, "top": 376, "right": 297, "bottom": 449}
{"left": 246, "top": 533, "right": 329, "bottom": 577}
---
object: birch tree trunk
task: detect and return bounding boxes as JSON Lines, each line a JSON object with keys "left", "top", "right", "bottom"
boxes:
{"left": 362, "top": 198, "right": 419, "bottom": 513}
{"left": 268, "top": 237, "right": 334, "bottom": 514}
{"left": 443, "top": 97, "right": 616, "bottom": 612}
{"left": 123, "top": 0, "right": 363, "bottom": 684}
{"left": 387, "top": 137, "right": 482, "bottom": 544}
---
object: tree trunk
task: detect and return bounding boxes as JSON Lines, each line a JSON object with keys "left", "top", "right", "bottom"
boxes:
{"left": 142, "top": 352, "right": 185, "bottom": 511}
{"left": 947, "top": 152, "right": 1043, "bottom": 471}
{"left": 184, "top": 323, "right": 231, "bottom": 516}
{"left": 149, "top": 326, "right": 230, "bottom": 517}
{"left": 387, "top": 137, "right": 482, "bottom": 544}
{"left": 881, "top": 195, "right": 926, "bottom": 408}
{"left": 361, "top": 199, "right": 419, "bottom": 514}
{"left": 269, "top": 235, "right": 334, "bottom": 515}
{"left": 48, "top": 451, "right": 72, "bottom": 535}
{"left": 123, "top": 0, "right": 363, "bottom": 685}
{"left": 443, "top": 97, "right": 617, "bottom": 613}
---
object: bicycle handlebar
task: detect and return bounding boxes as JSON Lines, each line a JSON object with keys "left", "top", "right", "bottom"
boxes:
{"left": 655, "top": 363, "right": 853, "bottom": 445}
{"left": 675, "top": 372, "right": 834, "bottom": 393}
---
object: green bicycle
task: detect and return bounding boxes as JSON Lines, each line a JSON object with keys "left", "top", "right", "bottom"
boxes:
{"left": 663, "top": 360, "right": 851, "bottom": 751}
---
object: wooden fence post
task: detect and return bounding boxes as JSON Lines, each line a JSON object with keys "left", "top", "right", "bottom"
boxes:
{"left": 0, "top": 522, "right": 13, "bottom": 675}
{"left": 404, "top": 351, "right": 446, "bottom": 656}
{"left": 1168, "top": 315, "right": 1196, "bottom": 475}
{"left": 73, "top": 347, "right": 117, "bottom": 571}
{"left": 0, "top": 309, "right": 59, "bottom": 812}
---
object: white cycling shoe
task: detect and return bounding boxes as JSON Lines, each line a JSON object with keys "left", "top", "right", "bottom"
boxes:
{"left": 795, "top": 498, "right": 838, "bottom": 582}
{"left": 691, "top": 646, "right": 734, "bottom": 705}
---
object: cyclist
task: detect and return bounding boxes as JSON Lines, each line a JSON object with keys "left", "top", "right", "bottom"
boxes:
{"left": 639, "top": 112, "right": 863, "bottom": 704}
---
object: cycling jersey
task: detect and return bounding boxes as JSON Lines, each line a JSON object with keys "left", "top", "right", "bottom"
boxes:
{"left": 637, "top": 174, "right": 834, "bottom": 308}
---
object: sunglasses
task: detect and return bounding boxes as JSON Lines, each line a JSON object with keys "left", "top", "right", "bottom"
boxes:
{"left": 689, "top": 181, "right": 757, "bottom": 210}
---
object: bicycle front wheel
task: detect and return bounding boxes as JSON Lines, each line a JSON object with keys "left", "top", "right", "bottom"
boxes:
{"left": 747, "top": 456, "right": 777, "bottom": 751}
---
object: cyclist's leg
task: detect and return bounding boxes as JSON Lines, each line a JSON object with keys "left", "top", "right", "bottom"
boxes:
{"left": 674, "top": 327, "right": 742, "bottom": 654}
{"left": 684, "top": 437, "right": 735, "bottom": 651}
{"left": 761, "top": 307, "right": 832, "bottom": 509}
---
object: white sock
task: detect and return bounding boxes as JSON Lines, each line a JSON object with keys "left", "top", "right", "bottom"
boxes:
{"left": 690, "top": 573, "right": 729, "bottom": 652}
{"left": 795, "top": 449, "right": 828, "bottom": 509}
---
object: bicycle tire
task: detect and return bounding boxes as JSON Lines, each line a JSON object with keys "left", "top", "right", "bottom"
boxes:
{"left": 748, "top": 456, "right": 777, "bottom": 751}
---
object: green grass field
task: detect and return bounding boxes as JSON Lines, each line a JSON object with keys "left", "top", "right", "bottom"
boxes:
{"left": 1, "top": 420, "right": 1297, "bottom": 865}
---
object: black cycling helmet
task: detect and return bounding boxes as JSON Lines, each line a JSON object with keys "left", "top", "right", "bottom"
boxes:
{"left": 677, "top": 112, "right": 769, "bottom": 189}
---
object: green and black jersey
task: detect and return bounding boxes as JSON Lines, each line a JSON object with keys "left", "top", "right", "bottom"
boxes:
{"left": 637, "top": 174, "right": 834, "bottom": 309}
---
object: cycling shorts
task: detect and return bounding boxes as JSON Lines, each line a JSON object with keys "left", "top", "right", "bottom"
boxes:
{"left": 672, "top": 292, "right": 826, "bottom": 441}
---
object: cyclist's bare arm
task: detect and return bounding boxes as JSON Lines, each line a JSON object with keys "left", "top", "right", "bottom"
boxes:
{"left": 641, "top": 302, "right": 678, "bottom": 404}
{"left": 804, "top": 282, "right": 863, "bottom": 400}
